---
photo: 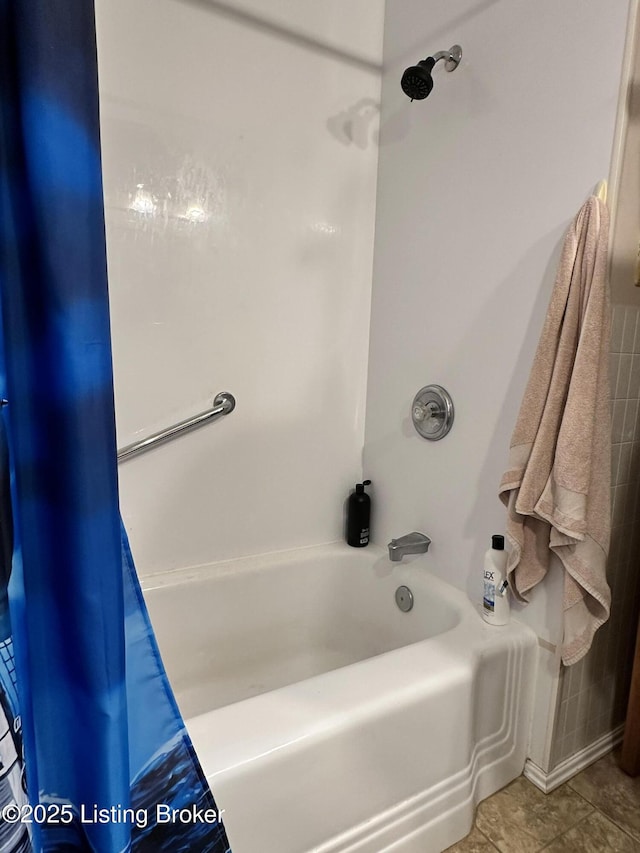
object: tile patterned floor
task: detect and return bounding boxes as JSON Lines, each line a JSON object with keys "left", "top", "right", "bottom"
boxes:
{"left": 445, "top": 751, "right": 640, "bottom": 852}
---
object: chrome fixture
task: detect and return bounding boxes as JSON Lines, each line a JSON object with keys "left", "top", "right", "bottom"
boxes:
{"left": 117, "top": 391, "right": 235, "bottom": 463}
{"left": 395, "top": 585, "right": 414, "bottom": 612}
{"left": 401, "top": 45, "right": 462, "bottom": 101}
{"left": 388, "top": 532, "right": 431, "bottom": 562}
{"left": 412, "top": 384, "right": 454, "bottom": 441}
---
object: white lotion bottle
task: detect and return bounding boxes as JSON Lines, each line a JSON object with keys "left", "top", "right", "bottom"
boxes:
{"left": 482, "top": 534, "right": 510, "bottom": 626}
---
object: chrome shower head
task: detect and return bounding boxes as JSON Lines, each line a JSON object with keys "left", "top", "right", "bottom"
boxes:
{"left": 401, "top": 44, "right": 462, "bottom": 101}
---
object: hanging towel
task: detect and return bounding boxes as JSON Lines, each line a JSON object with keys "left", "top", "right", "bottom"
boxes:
{"left": 498, "top": 196, "right": 611, "bottom": 666}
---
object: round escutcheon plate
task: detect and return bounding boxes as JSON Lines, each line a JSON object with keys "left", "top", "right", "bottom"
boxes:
{"left": 411, "top": 384, "right": 454, "bottom": 441}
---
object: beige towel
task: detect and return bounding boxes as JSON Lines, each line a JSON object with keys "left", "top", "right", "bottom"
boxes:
{"left": 498, "top": 196, "right": 611, "bottom": 666}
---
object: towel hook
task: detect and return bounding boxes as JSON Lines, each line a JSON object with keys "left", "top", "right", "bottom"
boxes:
{"left": 595, "top": 180, "right": 607, "bottom": 204}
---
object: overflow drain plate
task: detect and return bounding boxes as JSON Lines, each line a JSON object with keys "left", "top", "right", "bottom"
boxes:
{"left": 395, "top": 585, "right": 414, "bottom": 612}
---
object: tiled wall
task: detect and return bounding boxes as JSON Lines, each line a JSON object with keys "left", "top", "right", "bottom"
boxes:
{"left": 551, "top": 303, "right": 640, "bottom": 766}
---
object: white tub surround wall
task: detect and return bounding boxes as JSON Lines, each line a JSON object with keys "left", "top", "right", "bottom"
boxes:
{"left": 364, "top": 0, "right": 630, "bottom": 771}
{"left": 144, "top": 544, "right": 537, "bottom": 853}
{"left": 95, "top": 0, "right": 384, "bottom": 574}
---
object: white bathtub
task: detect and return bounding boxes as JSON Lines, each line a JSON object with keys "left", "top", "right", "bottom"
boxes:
{"left": 143, "top": 543, "right": 537, "bottom": 853}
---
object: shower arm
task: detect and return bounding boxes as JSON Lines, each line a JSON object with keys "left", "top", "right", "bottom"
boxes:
{"left": 428, "top": 46, "right": 462, "bottom": 72}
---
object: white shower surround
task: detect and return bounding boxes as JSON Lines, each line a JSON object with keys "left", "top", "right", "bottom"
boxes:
{"left": 144, "top": 544, "right": 537, "bottom": 853}
{"left": 96, "top": 0, "right": 384, "bottom": 573}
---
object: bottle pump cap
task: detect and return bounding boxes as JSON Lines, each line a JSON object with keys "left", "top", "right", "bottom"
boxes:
{"left": 355, "top": 479, "right": 371, "bottom": 494}
{"left": 491, "top": 534, "right": 505, "bottom": 550}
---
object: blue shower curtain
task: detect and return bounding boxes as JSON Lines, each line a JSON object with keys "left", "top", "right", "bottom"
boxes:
{"left": 0, "top": 3, "right": 231, "bottom": 851}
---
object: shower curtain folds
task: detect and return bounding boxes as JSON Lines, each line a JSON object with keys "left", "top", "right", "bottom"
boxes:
{"left": 0, "top": 2, "right": 230, "bottom": 851}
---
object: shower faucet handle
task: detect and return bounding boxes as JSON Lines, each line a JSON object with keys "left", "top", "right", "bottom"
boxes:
{"left": 411, "top": 385, "right": 455, "bottom": 441}
{"left": 412, "top": 400, "right": 441, "bottom": 422}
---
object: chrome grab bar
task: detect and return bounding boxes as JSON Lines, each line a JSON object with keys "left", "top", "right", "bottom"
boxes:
{"left": 117, "top": 391, "right": 236, "bottom": 463}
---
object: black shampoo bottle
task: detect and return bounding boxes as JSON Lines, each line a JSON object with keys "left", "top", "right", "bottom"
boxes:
{"left": 346, "top": 480, "right": 371, "bottom": 547}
